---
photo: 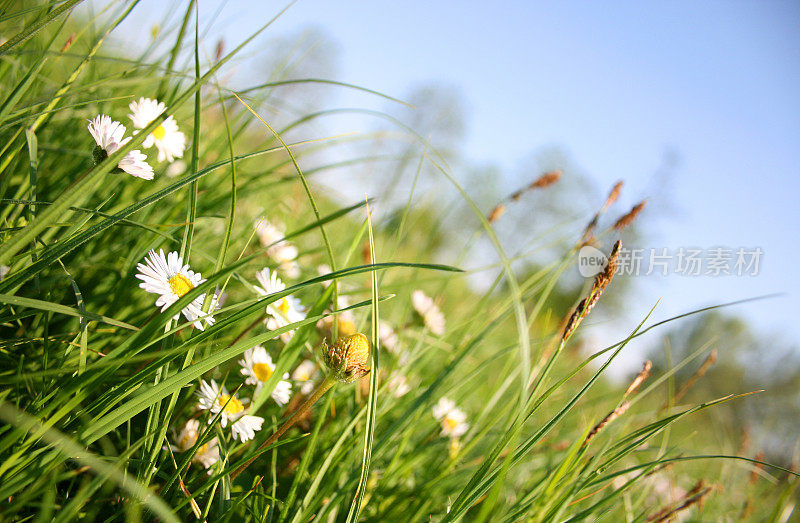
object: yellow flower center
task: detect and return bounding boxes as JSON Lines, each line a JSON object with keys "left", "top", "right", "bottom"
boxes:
{"left": 216, "top": 394, "right": 244, "bottom": 415}
{"left": 152, "top": 124, "right": 167, "bottom": 141}
{"left": 297, "top": 371, "right": 310, "bottom": 381}
{"left": 443, "top": 417, "right": 459, "bottom": 431}
{"left": 168, "top": 273, "right": 194, "bottom": 297}
{"left": 277, "top": 298, "right": 291, "bottom": 315}
{"left": 252, "top": 362, "right": 273, "bottom": 382}
{"left": 179, "top": 433, "right": 196, "bottom": 450}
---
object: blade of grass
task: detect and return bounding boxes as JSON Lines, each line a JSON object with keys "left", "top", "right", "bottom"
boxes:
{"left": 345, "top": 200, "right": 380, "bottom": 522}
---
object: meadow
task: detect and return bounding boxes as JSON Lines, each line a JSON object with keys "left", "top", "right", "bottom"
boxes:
{"left": 0, "top": 1, "right": 797, "bottom": 521}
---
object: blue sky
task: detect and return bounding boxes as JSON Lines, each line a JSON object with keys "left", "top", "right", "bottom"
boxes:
{"left": 122, "top": 1, "right": 800, "bottom": 358}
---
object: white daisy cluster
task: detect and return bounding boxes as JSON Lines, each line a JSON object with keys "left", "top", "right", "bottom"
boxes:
{"left": 379, "top": 320, "right": 399, "bottom": 353}
{"left": 238, "top": 345, "right": 292, "bottom": 405}
{"left": 388, "top": 373, "right": 411, "bottom": 398}
{"left": 86, "top": 97, "right": 185, "bottom": 180}
{"left": 135, "top": 249, "right": 219, "bottom": 330}
{"left": 197, "top": 379, "right": 265, "bottom": 443}
{"left": 128, "top": 97, "right": 186, "bottom": 163}
{"left": 253, "top": 267, "right": 306, "bottom": 343}
{"left": 412, "top": 290, "right": 446, "bottom": 336}
{"left": 171, "top": 348, "right": 319, "bottom": 453}
{"left": 87, "top": 115, "right": 153, "bottom": 180}
{"left": 254, "top": 218, "right": 300, "bottom": 278}
{"left": 433, "top": 397, "right": 469, "bottom": 438}
{"left": 169, "top": 419, "right": 220, "bottom": 472}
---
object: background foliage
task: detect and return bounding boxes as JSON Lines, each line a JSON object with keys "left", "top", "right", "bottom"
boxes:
{"left": 0, "top": 1, "right": 797, "bottom": 521}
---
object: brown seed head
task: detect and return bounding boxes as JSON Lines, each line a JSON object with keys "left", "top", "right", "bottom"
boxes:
{"left": 562, "top": 241, "right": 621, "bottom": 342}
{"left": 580, "top": 214, "right": 599, "bottom": 246}
{"left": 625, "top": 360, "right": 652, "bottom": 397}
{"left": 671, "top": 349, "right": 718, "bottom": 405}
{"left": 60, "top": 33, "right": 75, "bottom": 53}
{"left": 215, "top": 39, "right": 225, "bottom": 62}
{"left": 562, "top": 297, "right": 587, "bottom": 341}
{"left": 598, "top": 240, "right": 622, "bottom": 288}
{"left": 613, "top": 200, "right": 646, "bottom": 231}
{"left": 583, "top": 401, "right": 630, "bottom": 448}
{"left": 647, "top": 480, "right": 713, "bottom": 522}
{"left": 603, "top": 181, "right": 624, "bottom": 210}
{"left": 529, "top": 170, "right": 561, "bottom": 189}
{"left": 488, "top": 204, "right": 506, "bottom": 223}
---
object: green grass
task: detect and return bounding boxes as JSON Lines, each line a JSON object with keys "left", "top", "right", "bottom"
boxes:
{"left": 0, "top": 1, "right": 797, "bottom": 521}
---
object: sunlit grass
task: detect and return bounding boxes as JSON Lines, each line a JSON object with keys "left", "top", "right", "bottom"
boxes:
{"left": 0, "top": 2, "right": 796, "bottom": 521}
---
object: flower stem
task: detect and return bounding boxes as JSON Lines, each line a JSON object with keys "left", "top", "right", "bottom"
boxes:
{"left": 229, "top": 316, "right": 262, "bottom": 348}
{"left": 231, "top": 375, "right": 337, "bottom": 480}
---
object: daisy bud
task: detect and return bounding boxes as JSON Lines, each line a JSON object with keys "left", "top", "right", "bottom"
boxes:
{"left": 323, "top": 332, "right": 371, "bottom": 383}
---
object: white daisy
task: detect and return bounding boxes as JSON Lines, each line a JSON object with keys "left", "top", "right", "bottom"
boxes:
{"left": 388, "top": 373, "right": 410, "bottom": 398}
{"left": 87, "top": 115, "right": 154, "bottom": 180}
{"left": 253, "top": 268, "right": 306, "bottom": 343}
{"left": 432, "top": 397, "right": 469, "bottom": 438}
{"left": 128, "top": 97, "right": 186, "bottom": 163}
{"left": 230, "top": 414, "right": 265, "bottom": 443}
{"left": 170, "top": 419, "right": 220, "bottom": 471}
{"left": 87, "top": 114, "right": 124, "bottom": 151}
{"left": 412, "top": 290, "right": 446, "bottom": 336}
{"left": 317, "top": 264, "right": 332, "bottom": 287}
{"left": 379, "top": 321, "right": 399, "bottom": 353}
{"left": 238, "top": 345, "right": 292, "bottom": 405}
{"left": 254, "top": 218, "right": 300, "bottom": 278}
{"left": 196, "top": 379, "right": 264, "bottom": 443}
{"left": 135, "top": 249, "right": 216, "bottom": 330}
{"left": 292, "top": 359, "right": 319, "bottom": 395}
{"left": 166, "top": 159, "right": 187, "bottom": 178}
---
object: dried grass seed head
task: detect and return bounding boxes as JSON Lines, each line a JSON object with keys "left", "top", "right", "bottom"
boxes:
{"left": 613, "top": 200, "right": 646, "bottom": 231}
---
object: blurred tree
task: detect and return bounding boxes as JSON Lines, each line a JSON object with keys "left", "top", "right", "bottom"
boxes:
{"left": 651, "top": 311, "right": 800, "bottom": 464}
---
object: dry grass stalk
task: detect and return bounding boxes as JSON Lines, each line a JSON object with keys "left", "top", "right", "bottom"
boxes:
{"left": 60, "top": 33, "right": 75, "bottom": 53}
{"left": 579, "top": 214, "right": 599, "bottom": 247}
{"left": 562, "top": 240, "right": 621, "bottom": 341}
{"left": 510, "top": 188, "right": 525, "bottom": 202}
{"left": 579, "top": 181, "right": 624, "bottom": 247}
{"left": 215, "top": 39, "right": 225, "bottom": 62}
{"left": 582, "top": 401, "right": 630, "bottom": 448}
{"left": 624, "top": 360, "right": 652, "bottom": 398}
{"left": 749, "top": 451, "right": 765, "bottom": 484}
{"left": 562, "top": 297, "right": 588, "bottom": 342}
{"left": 487, "top": 170, "right": 561, "bottom": 222}
{"left": 362, "top": 240, "right": 372, "bottom": 265}
{"left": 672, "top": 349, "right": 718, "bottom": 404}
{"left": 647, "top": 480, "right": 713, "bottom": 522}
{"left": 737, "top": 425, "right": 751, "bottom": 455}
{"left": 528, "top": 169, "right": 561, "bottom": 190}
{"left": 487, "top": 204, "right": 506, "bottom": 223}
{"left": 613, "top": 200, "right": 646, "bottom": 231}
{"left": 603, "top": 180, "right": 624, "bottom": 211}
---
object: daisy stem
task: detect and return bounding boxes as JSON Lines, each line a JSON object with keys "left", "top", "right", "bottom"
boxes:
{"left": 229, "top": 317, "right": 263, "bottom": 348}
{"left": 231, "top": 375, "right": 337, "bottom": 480}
